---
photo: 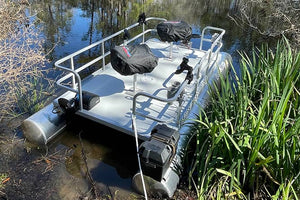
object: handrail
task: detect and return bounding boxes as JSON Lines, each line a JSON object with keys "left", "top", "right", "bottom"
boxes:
{"left": 54, "top": 65, "right": 84, "bottom": 110}
{"left": 55, "top": 23, "right": 140, "bottom": 65}
{"left": 200, "top": 26, "right": 225, "bottom": 55}
{"left": 54, "top": 17, "right": 167, "bottom": 110}
{"left": 132, "top": 80, "right": 188, "bottom": 124}
{"left": 132, "top": 26, "right": 225, "bottom": 125}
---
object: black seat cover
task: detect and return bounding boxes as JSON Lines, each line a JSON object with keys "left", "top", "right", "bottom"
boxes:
{"left": 157, "top": 21, "right": 192, "bottom": 43}
{"left": 111, "top": 44, "right": 158, "bottom": 76}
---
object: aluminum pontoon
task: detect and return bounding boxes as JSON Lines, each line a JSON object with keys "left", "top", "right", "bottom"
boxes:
{"left": 22, "top": 17, "right": 231, "bottom": 198}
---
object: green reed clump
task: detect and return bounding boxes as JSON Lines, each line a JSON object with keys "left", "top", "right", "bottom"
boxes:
{"left": 190, "top": 38, "right": 300, "bottom": 199}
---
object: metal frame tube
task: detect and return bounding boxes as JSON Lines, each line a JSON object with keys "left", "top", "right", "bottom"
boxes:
{"left": 132, "top": 80, "right": 188, "bottom": 124}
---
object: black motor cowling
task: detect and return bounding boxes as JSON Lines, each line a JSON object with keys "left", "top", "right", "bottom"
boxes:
{"left": 156, "top": 21, "right": 192, "bottom": 43}
{"left": 111, "top": 44, "right": 158, "bottom": 76}
{"left": 139, "top": 124, "right": 180, "bottom": 181}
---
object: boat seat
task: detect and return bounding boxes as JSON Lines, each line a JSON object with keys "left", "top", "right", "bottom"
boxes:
{"left": 156, "top": 21, "right": 192, "bottom": 43}
{"left": 110, "top": 44, "right": 158, "bottom": 76}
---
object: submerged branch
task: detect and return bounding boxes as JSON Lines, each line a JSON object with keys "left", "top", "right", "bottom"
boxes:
{"left": 78, "top": 131, "right": 101, "bottom": 199}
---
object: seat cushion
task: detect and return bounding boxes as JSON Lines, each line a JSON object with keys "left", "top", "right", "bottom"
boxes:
{"left": 111, "top": 44, "right": 158, "bottom": 76}
{"left": 156, "top": 21, "right": 192, "bottom": 43}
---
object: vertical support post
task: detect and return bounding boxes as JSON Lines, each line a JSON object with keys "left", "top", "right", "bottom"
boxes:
{"left": 176, "top": 104, "right": 181, "bottom": 126}
{"left": 142, "top": 23, "right": 145, "bottom": 44}
{"left": 200, "top": 39, "right": 203, "bottom": 51}
{"left": 176, "top": 92, "right": 184, "bottom": 126}
{"left": 200, "top": 27, "right": 206, "bottom": 51}
{"left": 133, "top": 74, "right": 137, "bottom": 93}
{"left": 71, "top": 57, "right": 76, "bottom": 89}
{"left": 208, "top": 50, "right": 212, "bottom": 65}
{"left": 169, "top": 42, "right": 173, "bottom": 59}
{"left": 195, "top": 62, "right": 201, "bottom": 98}
{"left": 78, "top": 80, "right": 83, "bottom": 111}
{"left": 102, "top": 42, "right": 105, "bottom": 70}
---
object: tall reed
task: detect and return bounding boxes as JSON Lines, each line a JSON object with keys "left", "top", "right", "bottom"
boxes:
{"left": 190, "top": 38, "right": 300, "bottom": 199}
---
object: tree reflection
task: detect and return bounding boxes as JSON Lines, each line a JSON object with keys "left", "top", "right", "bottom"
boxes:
{"left": 29, "top": 0, "right": 298, "bottom": 67}
{"left": 30, "top": 0, "right": 74, "bottom": 59}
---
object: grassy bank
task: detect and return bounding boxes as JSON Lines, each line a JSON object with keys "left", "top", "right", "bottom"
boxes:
{"left": 190, "top": 38, "right": 300, "bottom": 199}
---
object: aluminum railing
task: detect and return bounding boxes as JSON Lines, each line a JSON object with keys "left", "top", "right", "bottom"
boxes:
{"left": 132, "top": 80, "right": 188, "bottom": 123}
{"left": 200, "top": 26, "right": 225, "bottom": 52}
{"left": 54, "top": 17, "right": 225, "bottom": 125}
{"left": 132, "top": 26, "right": 225, "bottom": 126}
{"left": 54, "top": 17, "right": 167, "bottom": 110}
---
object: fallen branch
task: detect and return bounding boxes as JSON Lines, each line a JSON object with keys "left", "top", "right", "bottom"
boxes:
{"left": 32, "top": 149, "right": 65, "bottom": 174}
{"left": 1, "top": 177, "right": 10, "bottom": 185}
{"left": 78, "top": 131, "right": 100, "bottom": 199}
{"left": 229, "top": 0, "right": 300, "bottom": 47}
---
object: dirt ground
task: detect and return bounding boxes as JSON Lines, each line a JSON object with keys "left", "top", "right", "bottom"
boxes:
{"left": 0, "top": 116, "right": 197, "bottom": 200}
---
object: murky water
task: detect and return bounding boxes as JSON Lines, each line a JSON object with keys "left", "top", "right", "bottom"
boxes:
{"left": 59, "top": 118, "right": 138, "bottom": 192}
{"left": 24, "top": 0, "right": 279, "bottom": 198}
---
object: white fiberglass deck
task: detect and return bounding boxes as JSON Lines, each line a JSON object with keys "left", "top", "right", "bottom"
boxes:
{"left": 70, "top": 38, "right": 206, "bottom": 140}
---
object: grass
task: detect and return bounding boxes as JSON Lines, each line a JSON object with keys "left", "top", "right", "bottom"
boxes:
{"left": 189, "top": 38, "right": 300, "bottom": 199}
{"left": 0, "top": 173, "right": 9, "bottom": 189}
{"left": 0, "top": 0, "right": 54, "bottom": 120}
{"left": 14, "top": 75, "right": 54, "bottom": 115}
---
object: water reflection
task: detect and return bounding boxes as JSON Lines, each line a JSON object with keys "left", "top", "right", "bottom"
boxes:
{"left": 29, "top": 0, "right": 270, "bottom": 74}
{"left": 30, "top": 0, "right": 281, "bottom": 60}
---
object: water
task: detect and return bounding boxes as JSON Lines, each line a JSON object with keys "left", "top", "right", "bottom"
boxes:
{"left": 59, "top": 118, "right": 138, "bottom": 191}
{"left": 25, "top": 0, "right": 279, "bottom": 198}
{"left": 31, "top": 0, "right": 270, "bottom": 69}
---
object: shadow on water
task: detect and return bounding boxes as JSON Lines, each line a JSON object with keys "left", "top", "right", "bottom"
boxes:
{"left": 57, "top": 117, "right": 139, "bottom": 191}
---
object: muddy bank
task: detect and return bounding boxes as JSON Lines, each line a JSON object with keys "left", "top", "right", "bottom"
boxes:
{"left": 0, "top": 116, "right": 140, "bottom": 200}
{"left": 0, "top": 117, "right": 196, "bottom": 200}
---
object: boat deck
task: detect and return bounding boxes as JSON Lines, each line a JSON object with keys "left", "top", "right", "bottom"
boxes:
{"left": 69, "top": 39, "right": 206, "bottom": 140}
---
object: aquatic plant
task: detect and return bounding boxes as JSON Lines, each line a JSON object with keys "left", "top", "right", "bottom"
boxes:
{"left": 0, "top": 0, "right": 53, "bottom": 120}
{"left": 190, "top": 38, "right": 300, "bottom": 199}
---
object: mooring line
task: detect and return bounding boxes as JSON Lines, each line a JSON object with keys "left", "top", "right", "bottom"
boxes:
{"left": 132, "top": 115, "right": 148, "bottom": 200}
